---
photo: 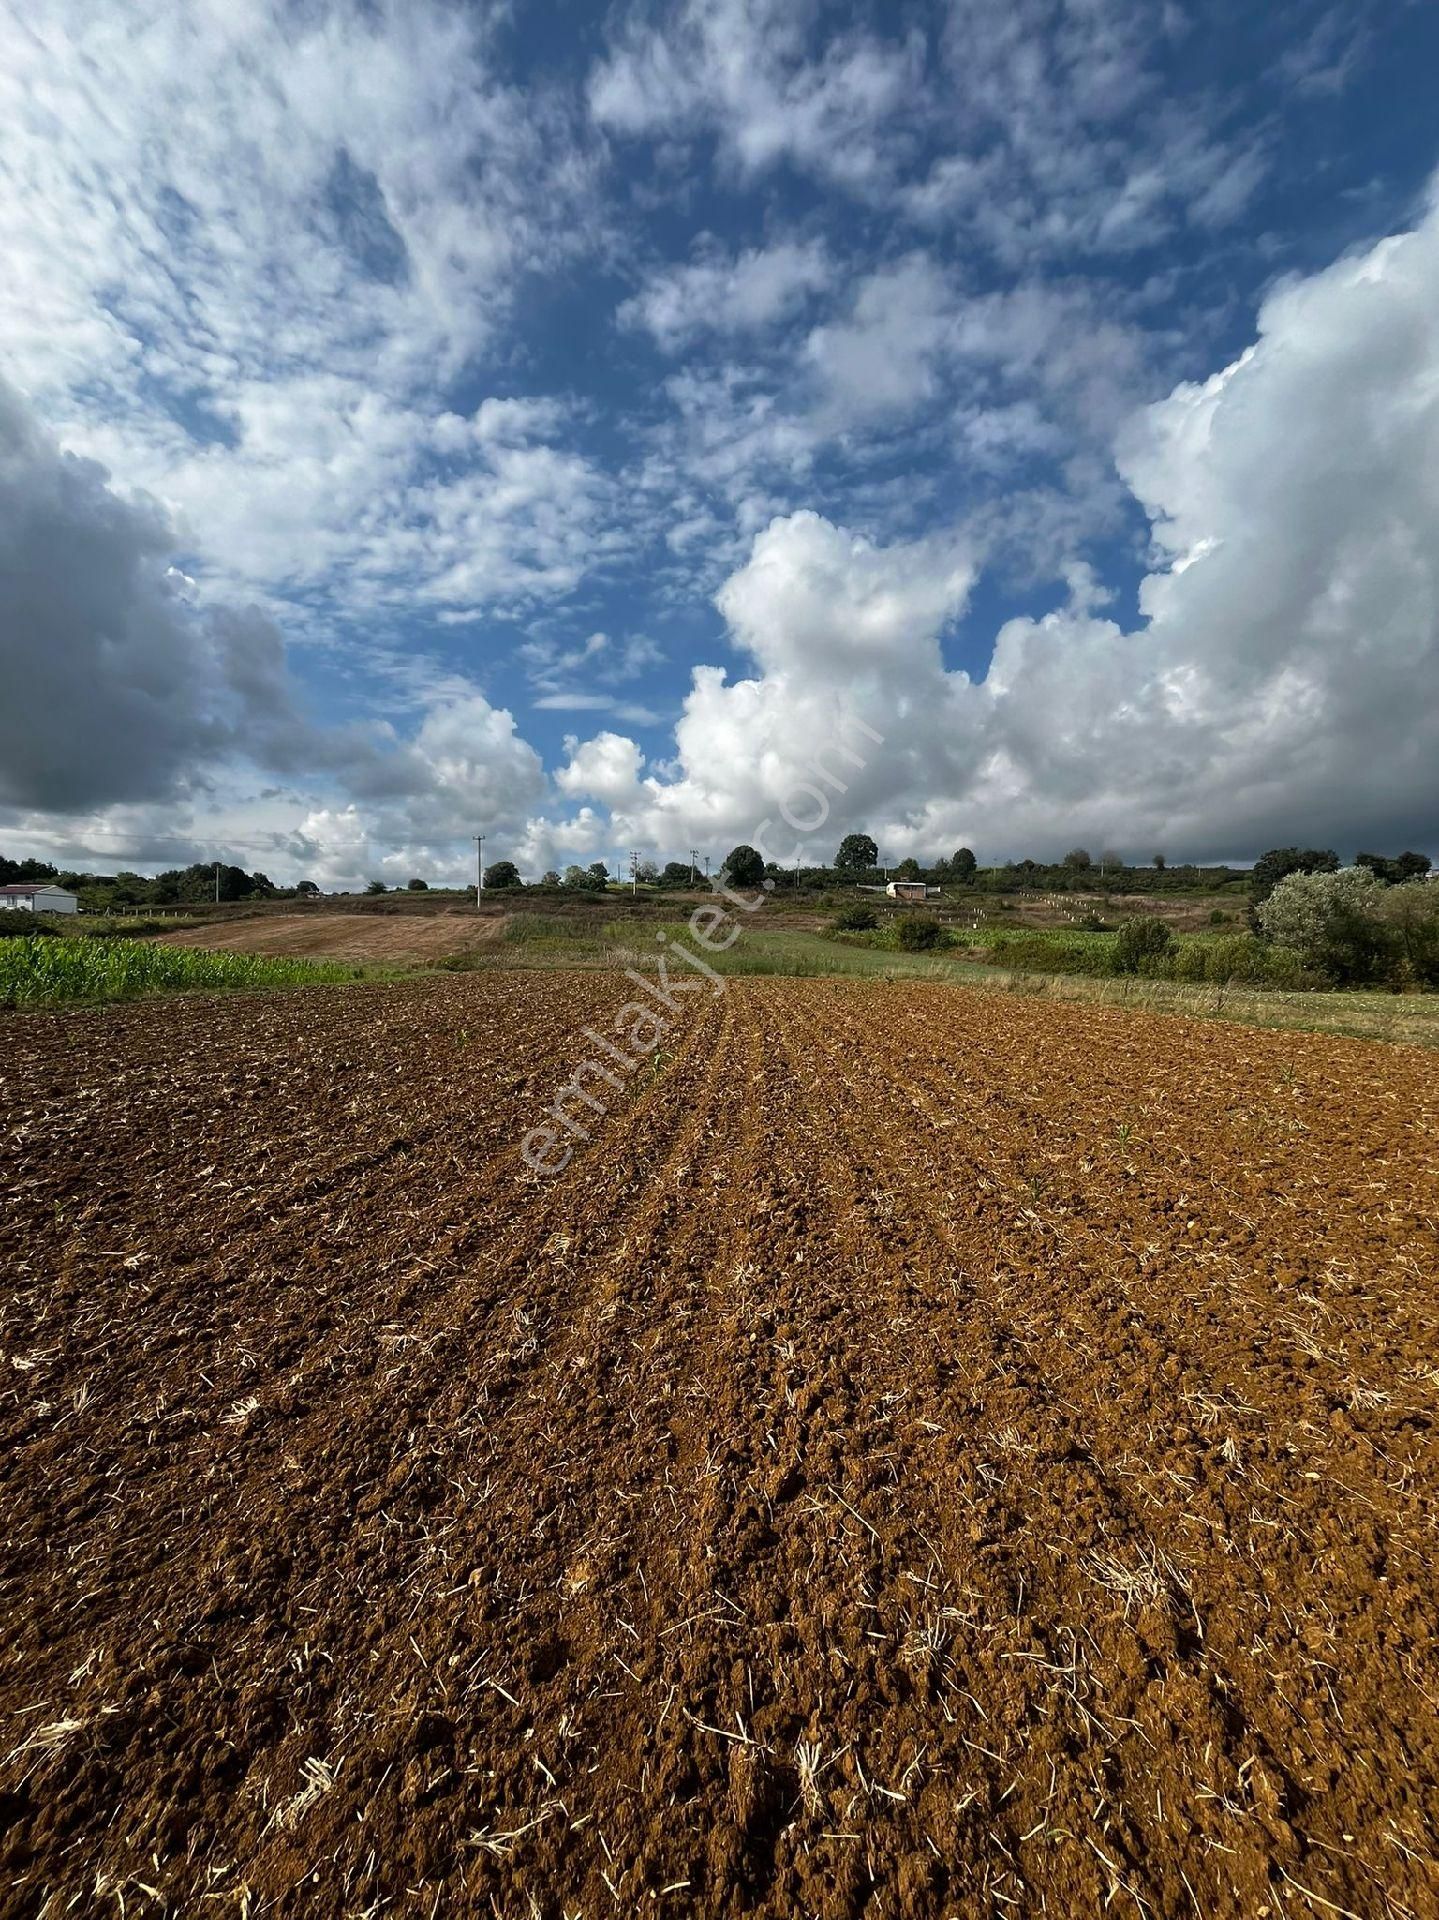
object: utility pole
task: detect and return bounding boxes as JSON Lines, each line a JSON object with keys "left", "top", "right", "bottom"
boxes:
{"left": 474, "top": 834, "right": 485, "bottom": 909}
{"left": 214, "top": 861, "right": 220, "bottom": 904}
{"left": 703, "top": 854, "right": 710, "bottom": 881}
{"left": 629, "top": 849, "right": 639, "bottom": 895}
{"left": 689, "top": 848, "right": 699, "bottom": 887}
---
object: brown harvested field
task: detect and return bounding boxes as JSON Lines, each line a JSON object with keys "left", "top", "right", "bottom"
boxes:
{"left": 157, "top": 908, "right": 507, "bottom": 963}
{"left": 2, "top": 973, "right": 1438, "bottom": 1919}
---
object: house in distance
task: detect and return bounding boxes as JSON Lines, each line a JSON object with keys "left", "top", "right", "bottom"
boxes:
{"left": 0, "top": 883, "right": 79, "bottom": 914}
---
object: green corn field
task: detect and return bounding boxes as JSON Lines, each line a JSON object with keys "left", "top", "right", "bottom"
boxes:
{"left": 0, "top": 934, "right": 369, "bottom": 1007}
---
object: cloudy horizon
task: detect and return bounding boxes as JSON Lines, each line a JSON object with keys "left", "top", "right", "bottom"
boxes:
{"left": 3, "top": 0, "right": 1437, "bottom": 888}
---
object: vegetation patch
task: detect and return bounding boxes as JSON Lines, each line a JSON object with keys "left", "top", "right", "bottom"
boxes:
{"left": 0, "top": 934, "right": 373, "bottom": 1007}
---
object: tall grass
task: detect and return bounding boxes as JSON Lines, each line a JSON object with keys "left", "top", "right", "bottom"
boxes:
{"left": 505, "top": 912, "right": 601, "bottom": 946}
{"left": 0, "top": 935, "right": 371, "bottom": 1008}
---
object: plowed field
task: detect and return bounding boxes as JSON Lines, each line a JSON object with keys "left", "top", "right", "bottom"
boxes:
{"left": 2, "top": 974, "right": 1437, "bottom": 1919}
{"left": 158, "top": 909, "right": 506, "bottom": 962}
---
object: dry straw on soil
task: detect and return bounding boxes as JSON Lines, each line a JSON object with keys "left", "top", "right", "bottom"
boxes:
{"left": 2, "top": 972, "right": 1437, "bottom": 1918}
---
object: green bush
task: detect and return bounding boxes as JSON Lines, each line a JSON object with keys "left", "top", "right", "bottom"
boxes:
{"left": 1380, "top": 880, "right": 1439, "bottom": 988}
{"left": 1258, "top": 867, "right": 1395, "bottom": 986}
{"left": 895, "top": 915, "right": 947, "bottom": 951}
{"left": 1167, "top": 941, "right": 1211, "bottom": 983}
{"left": 832, "top": 904, "right": 878, "bottom": 932}
{"left": 1150, "top": 935, "right": 1312, "bottom": 990}
{"left": 1114, "top": 916, "right": 1173, "bottom": 973}
{"left": 989, "top": 932, "right": 1113, "bottom": 976}
{"left": 1202, "top": 934, "right": 1267, "bottom": 984}
{"left": 1260, "top": 945, "right": 1310, "bottom": 990}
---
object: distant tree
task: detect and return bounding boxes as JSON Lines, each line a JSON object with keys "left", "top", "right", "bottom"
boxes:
{"left": 484, "top": 860, "right": 522, "bottom": 890}
{"left": 834, "top": 833, "right": 878, "bottom": 872}
{"left": 0, "top": 854, "right": 60, "bottom": 883}
{"left": 637, "top": 859, "right": 659, "bottom": 883}
{"left": 1249, "top": 846, "right": 1339, "bottom": 924}
{"left": 366, "top": 879, "right": 387, "bottom": 894}
{"left": 1114, "top": 916, "right": 1173, "bottom": 973}
{"left": 1152, "top": 852, "right": 1166, "bottom": 871}
{"left": 586, "top": 860, "right": 611, "bottom": 888}
{"left": 660, "top": 860, "right": 691, "bottom": 887}
{"left": 1099, "top": 848, "right": 1122, "bottom": 873}
{"left": 1063, "top": 848, "right": 1093, "bottom": 871}
{"left": 951, "top": 847, "right": 977, "bottom": 880}
{"left": 894, "top": 857, "right": 922, "bottom": 880}
{"left": 1357, "top": 850, "right": 1434, "bottom": 885}
{"left": 541, "top": 870, "right": 562, "bottom": 888}
{"left": 169, "top": 862, "right": 253, "bottom": 902}
{"left": 723, "top": 844, "right": 765, "bottom": 888}
{"left": 105, "top": 871, "right": 148, "bottom": 906}
{"left": 561, "top": 864, "right": 589, "bottom": 889}
{"left": 406, "top": 876, "right": 428, "bottom": 891}
{"left": 296, "top": 879, "right": 320, "bottom": 897}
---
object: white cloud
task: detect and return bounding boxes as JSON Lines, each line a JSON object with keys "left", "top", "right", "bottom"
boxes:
{"left": 556, "top": 731, "right": 649, "bottom": 808}
{"left": 551, "top": 193, "right": 1439, "bottom": 864}
{"left": 0, "top": 1, "right": 609, "bottom": 616}
{"left": 620, "top": 238, "right": 832, "bottom": 349}
{"left": 591, "top": 0, "right": 925, "bottom": 195}
{"left": 592, "top": 0, "right": 1267, "bottom": 261}
{"left": 0, "top": 371, "right": 554, "bottom": 884}
{"left": 804, "top": 254, "right": 957, "bottom": 425}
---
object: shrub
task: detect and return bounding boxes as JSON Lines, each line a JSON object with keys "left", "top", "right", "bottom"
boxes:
{"left": 1248, "top": 846, "right": 1340, "bottom": 924}
{"left": 1261, "top": 945, "right": 1310, "bottom": 990}
{"left": 896, "top": 915, "right": 946, "bottom": 951}
{"left": 1168, "top": 941, "right": 1211, "bottom": 983}
{"left": 990, "top": 932, "right": 1112, "bottom": 976}
{"left": 1257, "top": 866, "right": 1394, "bottom": 985}
{"left": 832, "top": 904, "right": 878, "bottom": 932}
{"left": 1114, "top": 916, "right": 1172, "bottom": 973}
{"left": 1379, "top": 879, "right": 1439, "bottom": 988}
{"left": 1203, "top": 934, "right": 1267, "bottom": 984}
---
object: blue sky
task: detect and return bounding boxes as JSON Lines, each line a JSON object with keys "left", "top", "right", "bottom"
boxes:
{"left": 2, "top": 0, "right": 1437, "bottom": 882}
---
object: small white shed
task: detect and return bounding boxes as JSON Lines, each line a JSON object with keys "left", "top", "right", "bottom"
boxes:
{"left": 0, "top": 883, "right": 79, "bottom": 914}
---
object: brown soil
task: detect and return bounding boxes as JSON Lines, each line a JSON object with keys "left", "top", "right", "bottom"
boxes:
{"left": 2, "top": 975, "right": 1437, "bottom": 1919}
{"left": 157, "top": 909, "right": 507, "bottom": 962}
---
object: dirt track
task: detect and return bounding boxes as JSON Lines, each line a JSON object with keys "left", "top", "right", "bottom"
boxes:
{"left": 2, "top": 974, "right": 1438, "bottom": 1918}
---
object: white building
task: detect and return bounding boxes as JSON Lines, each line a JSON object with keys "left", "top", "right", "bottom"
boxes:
{"left": 0, "top": 883, "right": 79, "bottom": 914}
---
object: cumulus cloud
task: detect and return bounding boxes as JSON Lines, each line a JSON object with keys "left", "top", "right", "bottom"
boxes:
{"left": 0, "top": 375, "right": 550, "bottom": 881}
{"left": 0, "top": 1, "right": 610, "bottom": 616}
{"left": 553, "top": 196, "right": 1439, "bottom": 863}
{"left": 0, "top": 376, "right": 301, "bottom": 810}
